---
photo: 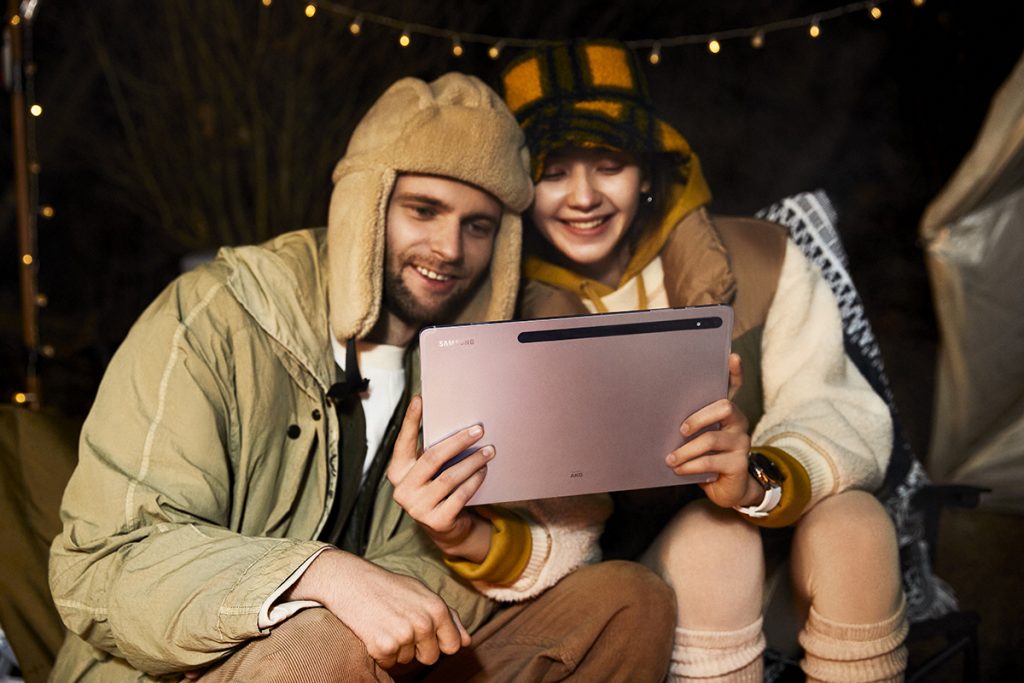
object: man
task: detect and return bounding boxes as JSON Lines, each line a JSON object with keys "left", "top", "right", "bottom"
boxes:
{"left": 48, "top": 74, "right": 674, "bottom": 682}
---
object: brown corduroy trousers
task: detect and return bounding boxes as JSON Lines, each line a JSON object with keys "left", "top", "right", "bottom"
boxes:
{"left": 199, "top": 560, "right": 675, "bottom": 683}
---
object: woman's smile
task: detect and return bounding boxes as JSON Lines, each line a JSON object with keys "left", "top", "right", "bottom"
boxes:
{"left": 530, "top": 147, "right": 649, "bottom": 287}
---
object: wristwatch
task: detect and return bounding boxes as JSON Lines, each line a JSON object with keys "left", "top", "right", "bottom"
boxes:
{"left": 734, "top": 451, "right": 785, "bottom": 518}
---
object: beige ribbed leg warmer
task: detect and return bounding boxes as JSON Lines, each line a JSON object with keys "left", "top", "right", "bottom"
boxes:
{"left": 641, "top": 499, "right": 766, "bottom": 682}
{"left": 791, "top": 490, "right": 909, "bottom": 683}
{"left": 799, "top": 600, "right": 909, "bottom": 683}
{"left": 670, "top": 617, "right": 765, "bottom": 682}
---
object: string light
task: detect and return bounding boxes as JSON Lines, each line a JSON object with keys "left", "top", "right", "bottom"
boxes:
{"left": 40, "top": 205, "right": 54, "bottom": 218}
{"left": 261, "top": 0, "right": 272, "bottom": 7}
{"left": 451, "top": 35, "right": 464, "bottom": 57}
{"left": 304, "top": 3, "right": 316, "bottom": 18}
{"left": 12, "top": 0, "right": 44, "bottom": 409}
{"left": 21, "top": 0, "right": 39, "bottom": 21}
{"left": 649, "top": 42, "right": 661, "bottom": 65}
{"left": 305, "top": 0, "right": 904, "bottom": 59}
{"left": 708, "top": 38, "right": 721, "bottom": 54}
{"left": 912, "top": 0, "right": 925, "bottom": 6}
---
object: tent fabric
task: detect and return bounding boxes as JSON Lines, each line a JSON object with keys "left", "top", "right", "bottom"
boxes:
{"left": 0, "top": 405, "right": 81, "bottom": 683}
{"left": 920, "top": 50, "right": 1024, "bottom": 513}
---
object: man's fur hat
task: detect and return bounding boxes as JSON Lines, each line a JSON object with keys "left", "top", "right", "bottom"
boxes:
{"left": 327, "top": 73, "right": 534, "bottom": 341}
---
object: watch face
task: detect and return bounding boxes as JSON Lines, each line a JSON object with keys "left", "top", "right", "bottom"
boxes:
{"left": 750, "top": 452, "right": 785, "bottom": 486}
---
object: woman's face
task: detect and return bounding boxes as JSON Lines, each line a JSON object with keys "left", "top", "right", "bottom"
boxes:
{"left": 530, "top": 147, "right": 649, "bottom": 287}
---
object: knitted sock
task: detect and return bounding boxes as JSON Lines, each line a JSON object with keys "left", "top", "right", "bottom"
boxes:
{"left": 799, "top": 598, "right": 909, "bottom": 683}
{"left": 669, "top": 617, "right": 765, "bottom": 682}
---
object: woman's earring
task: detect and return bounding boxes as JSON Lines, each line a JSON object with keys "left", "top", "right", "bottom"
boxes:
{"left": 640, "top": 192, "right": 654, "bottom": 205}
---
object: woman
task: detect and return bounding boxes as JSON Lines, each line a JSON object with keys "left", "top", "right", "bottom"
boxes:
{"left": 499, "top": 40, "right": 909, "bottom": 683}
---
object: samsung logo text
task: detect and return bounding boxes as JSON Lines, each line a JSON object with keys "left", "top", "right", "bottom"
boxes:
{"left": 438, "top": 339, "right": 475, "bottom": 348}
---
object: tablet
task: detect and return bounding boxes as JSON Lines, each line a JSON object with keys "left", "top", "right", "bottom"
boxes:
{"left": 419, "top": 304, "right": 733, "bottom": 505}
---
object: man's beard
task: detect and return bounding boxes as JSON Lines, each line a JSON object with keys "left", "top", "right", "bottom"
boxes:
{"left": 382, "top": 260, "right": 484, "bottom": 328}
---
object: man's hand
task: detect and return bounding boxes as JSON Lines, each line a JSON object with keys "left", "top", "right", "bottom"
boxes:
{"left": 665, "top": 353, "right": 763, "bottom": 509}
{"left": 387, "top": 395, "right": 494, "bottom": 563}
{"left": 284, "top": 548, "right": 470, "bottom": 668}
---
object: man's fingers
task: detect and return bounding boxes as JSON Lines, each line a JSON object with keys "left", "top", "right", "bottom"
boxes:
{"left": 455, "top": 608, "right": 471, "bottom": 647}
{"left": 416, "top": 426, "right": 486, "bottom": 480}
{"left": 396, "top": 395, "right": 423, "bottom": 449}
{"left": 372, "top": 645, "right": 399, "bottom": 671}
{"left": 395, "top": 640, "right": 417, "bottom": 666}
{"left": 434, "top": 462, "right": 489, "bottom": 517}
{"left": 388, "top": 396, "right": 425, "bottom": 484}
{"left": 414, "top": 637, "right": 442, "bottom": 666}
{"left": 413, "top": 627, "right": 442, "bottom": 666}
{"left": 435, "top": 607, "right": 469, "bottom": 655}
{"left": 429, "top": 445, "right": 492, "bottom": 497}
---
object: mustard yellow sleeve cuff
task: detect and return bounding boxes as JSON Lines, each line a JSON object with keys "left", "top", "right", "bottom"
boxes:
{"left": 745, "top": 446, "right": 812, "bottom": 528}
{"left": 444, "top": 506, "right": 533, "bottom": 585}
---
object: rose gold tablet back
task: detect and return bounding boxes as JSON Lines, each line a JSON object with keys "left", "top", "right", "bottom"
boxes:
{"left": 419, "top": 305, "right": 733, "bottom": 505}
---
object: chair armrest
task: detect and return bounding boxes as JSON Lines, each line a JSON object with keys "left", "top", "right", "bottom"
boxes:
{"left": 911, "top": 484, "right": 989, "bottom": 564}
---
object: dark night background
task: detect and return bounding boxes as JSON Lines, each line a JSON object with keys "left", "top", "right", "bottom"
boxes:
{"left": 2, "top": 0, "right": 1023, "bottom": 678}
{"left": 5, "top": 0, "right": 1023, "bottom": 453}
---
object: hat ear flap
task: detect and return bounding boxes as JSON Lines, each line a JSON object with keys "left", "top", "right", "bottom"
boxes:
{"left": 327, "top": 165, "right": 394, "bottom": 341}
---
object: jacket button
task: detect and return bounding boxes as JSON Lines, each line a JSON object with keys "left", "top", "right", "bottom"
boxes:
{"left": 287, "top": 424, "right": 301, "bottom": 439}
{"left": 312, "top": 409, "right": 322, "bottom": 421}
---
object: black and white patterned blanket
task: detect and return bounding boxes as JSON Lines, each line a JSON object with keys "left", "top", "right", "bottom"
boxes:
{"left": 756, "top": 191, "right": 958, "bottom": 624}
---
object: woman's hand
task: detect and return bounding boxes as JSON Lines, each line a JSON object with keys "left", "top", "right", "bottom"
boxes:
{"left": 727, "top": 351, "right": 743, "bottom": 401}
{"left": 665, "top": 354, "right": 763, "bottom": 509}
{"left": 387, "top": 395, "right": 494, "bottom": 563}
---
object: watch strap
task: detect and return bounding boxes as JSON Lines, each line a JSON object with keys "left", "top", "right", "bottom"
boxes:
{"left": 734, "top": 484, "right": 782, "bottom": 518}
